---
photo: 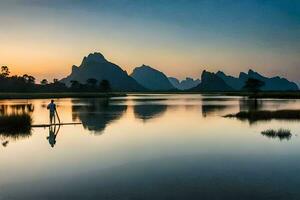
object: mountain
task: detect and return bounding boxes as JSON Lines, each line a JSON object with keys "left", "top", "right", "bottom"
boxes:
{"left": 168, "top": 77, "right": 201, "bottom": 90}
{"left": 216, "top": 71, "right": 244, "bottom": 90}
{"left": 130, "top": 65, "right": 175, "bottom": 91}
{"left": 61, "top": 52, "right": 145, "bottom": 91}
{"left": 190, "top": 70, "right": 233, "bottom": 91}
{"left": 216, "top": 69, "right": 298, "bottom": 91}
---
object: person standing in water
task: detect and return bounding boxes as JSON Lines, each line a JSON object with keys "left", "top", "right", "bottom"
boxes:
{"left": 47, "top": 99, "right": 57, "bottom": 124}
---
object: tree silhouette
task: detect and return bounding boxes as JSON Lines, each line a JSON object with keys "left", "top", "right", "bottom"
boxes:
{"left": 243, "top": 78, "right": 265, "bottom": 93}
{"left": 86, "top": 78, "right": 98, "bottom": 88}
{"left": 0, "top": 66, "right": 10, "bottom": 78}
{"left": 22, "top": 74, "right": 35, "bottom": 84}
{"left": 99, "top": 80, "right": 111, "bottom": 92}
{"left": 70, "top": 80, "right": 80, "bottom": 90}
{"left": 40, "top": 79, "right": 48, "bottom": 85}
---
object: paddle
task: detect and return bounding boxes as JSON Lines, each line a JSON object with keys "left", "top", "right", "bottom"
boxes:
{"left": 55, "top": 109, "right": 61, "bottom": 124}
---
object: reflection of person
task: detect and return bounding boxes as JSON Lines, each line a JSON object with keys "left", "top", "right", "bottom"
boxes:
{"left": 47, "top": 100, "right": 56, "bottom": 124}
{"left": 47, "top": 125, "right": 60, "bottom": 148}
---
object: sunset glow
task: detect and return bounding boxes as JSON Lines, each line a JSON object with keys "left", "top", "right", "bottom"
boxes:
{"left": 0, "top": 0, "right": 299, "bottom": 82}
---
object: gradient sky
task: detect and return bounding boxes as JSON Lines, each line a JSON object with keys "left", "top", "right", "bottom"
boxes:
{"left": 0, "top": 0, "right": 299, "bottom": 82}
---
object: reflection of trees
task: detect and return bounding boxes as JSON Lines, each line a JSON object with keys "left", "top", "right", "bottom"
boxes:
{"left": 239, "top": 98, "right": 263, "bottom": 112}
{"left": 201, "top": 104, "right": 231, "bottom": 117}
{"left": 72, "top": 99, "right": 127, "bottom": 134}
{"left": 201, "top": 97, "right": 236, "bottom": 117}
{"left": 0, "top": 104, "right": 34, "bottom": 115}
{"left": 133, "top": 104, "right": 167, "bottom": 121}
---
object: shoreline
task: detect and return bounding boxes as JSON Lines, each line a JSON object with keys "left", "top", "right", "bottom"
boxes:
{"left": 1, "top": 91, "right": 300, "bottom": 100}
{"left": 0, "top": 92, "right": 126, "bottom": 100}
{"left": 128, "top": 91, "right": 300, "bottom": 99}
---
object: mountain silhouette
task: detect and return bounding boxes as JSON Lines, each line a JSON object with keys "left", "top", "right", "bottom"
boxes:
{"left": 216, "top": 69, "right": 298, "bottom": 91}
{"left": 168, "top": 77, "right": 200, "bottom": 90}
{"left": 133, "top": 104, "right": 167, "bottom": 121}
{"left": 190, "top": 70, "right": 233, "bottom": 91}
{"left": 130, "top": 65, "right": 175, "bottom": 91}
{"left": 61, "top": 52, "right": 145, "bottom": 91}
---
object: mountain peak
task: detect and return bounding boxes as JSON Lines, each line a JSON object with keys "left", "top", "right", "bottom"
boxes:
{"left": 248, "top": 69, "right": 256, "bottom": 75}
{"left": 190, "top": 70, "right": 233, "bottom": 91}
{"left": 216, "top": 71, "right": 226, "bottom": 76}
{"left": 82, "top": 52, "right": 107, "bottom": 65}
{"left": 138, "top": 64, "right": 155, "bottom": 70}
{"left": 71, "top": 65, "right": 79, "bottom": 73}
{"left": 131, "top": 65, "right": 174, "bottom": 91}
{"left": 133, "top": 65, "right": 163, "bottom": 74}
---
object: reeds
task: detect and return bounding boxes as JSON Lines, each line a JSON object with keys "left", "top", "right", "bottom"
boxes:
{"left": 0, "top": 113, "right": 32, "bottom": 139}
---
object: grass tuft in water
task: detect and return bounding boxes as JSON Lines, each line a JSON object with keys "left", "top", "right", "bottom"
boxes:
{"left": 261, "top": 129, "right": 292, "bottom": 140}
{"left": 0, "top": 113, "right": 32, "bottom": 139}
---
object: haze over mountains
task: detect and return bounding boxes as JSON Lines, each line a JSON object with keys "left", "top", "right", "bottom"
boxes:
{"left": 61, "top": 52, "right": 299, "bottom": 92}
{"left": 168, "top": 77, "right": 201, "bottom": 90}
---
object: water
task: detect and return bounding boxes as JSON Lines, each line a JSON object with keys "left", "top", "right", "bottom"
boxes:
{"left": 1, "top": 94, "right": 300, "bottom": 199}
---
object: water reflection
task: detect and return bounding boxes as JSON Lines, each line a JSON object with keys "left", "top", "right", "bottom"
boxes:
{"left": 47, "top": 125, "right": 60, "bottom": 148}
{"left": 225, "top": 99, "right": 300, "bottom": 125}
{"left": 201, "top": 104, "right": 232, "bottom": 117}
{"left": 0, "top": 129, "right": 31, "bottom": 147}
{"left": 2, "top": 140, "right": 9, "bottom": 147}
{"left": 0, "top": 103, "right": 34, "bottom": 115}
{"left": 72, "top": 98, "right": 127, "bottom": 134}
{"left": 239, "top": 98, "right": 263, "bottom": 112}
{"left": 2, "top": 95, "right": 300, "bottom": 199}
{"left": 261, "top": 129, "right": 292, "bottom": 141}
{"left": 199, "top": 97, "right": 236, "bottom": 117}
{"left": 0, "top": 106, "right": 33, "bottom": 146}
{"left": 134, "top": 104, "right": 167, "bottom": 121}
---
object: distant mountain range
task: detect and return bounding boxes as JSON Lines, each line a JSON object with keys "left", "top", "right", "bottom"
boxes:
{"left": 61, "top": 52, "right": 144, "bottom": 91}
{"left": 190, "top": 69, "right": 298, "bottom": 92}
{"left": 130, "top": 65, "right": 175, "bottom": 91}
{"left": 168, "top": 77, "right": 200, "bottom": 90}
{"left": 61, "top": 52, "right": 298, "bottom": 92}
{"left": 216, "top": 69, "right": 298, "bottom": 91}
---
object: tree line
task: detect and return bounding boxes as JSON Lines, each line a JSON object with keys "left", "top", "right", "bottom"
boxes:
{"left": 0, "top": 66, "right": 111, "bottom": 93}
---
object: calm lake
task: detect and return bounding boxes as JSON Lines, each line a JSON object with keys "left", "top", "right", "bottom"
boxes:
{"left": 1, "top": 94, "right": 300, "bottom": 200}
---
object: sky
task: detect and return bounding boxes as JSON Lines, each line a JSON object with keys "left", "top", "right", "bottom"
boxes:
{"left": 0, "top": 0, "right": 299, "bottom": 82}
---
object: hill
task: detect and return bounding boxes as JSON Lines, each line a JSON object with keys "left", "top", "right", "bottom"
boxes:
{"left": 61, "top": 52, "right": 144, "bottom": 91}
{"left": 130, "top": 65, "right": 175, "bottom": 91}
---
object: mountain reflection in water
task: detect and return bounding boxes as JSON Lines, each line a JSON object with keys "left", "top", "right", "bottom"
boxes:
{"left": 72, "top": 98, "right": 127, "bottom": 133}
{"left": 2, "top": 95, "right": 300, "bottom": 199}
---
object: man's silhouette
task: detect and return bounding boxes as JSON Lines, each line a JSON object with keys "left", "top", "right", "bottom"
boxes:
{"left": 47, "top": 100, "right": 56, "bottom": 124}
